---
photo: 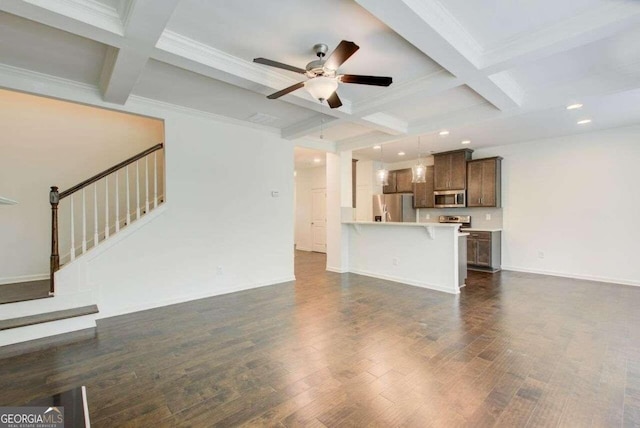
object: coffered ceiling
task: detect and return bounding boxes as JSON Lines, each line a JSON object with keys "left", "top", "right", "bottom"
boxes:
{"left": 1, "top": 0, "right": 639, "bottom": 157}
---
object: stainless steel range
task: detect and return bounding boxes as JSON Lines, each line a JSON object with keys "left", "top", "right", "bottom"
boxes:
{"left": 438, "top": 215, "right": 471, "bottom": 229}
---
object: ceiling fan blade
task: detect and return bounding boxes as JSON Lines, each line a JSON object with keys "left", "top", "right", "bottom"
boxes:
{"left": 253, "top": 58, "right": 306, "bottom": 74}
{"left": 324, "top": 40, "right": 359, "bottom": 71}
{"left": 339, "top": 74, "right": 393, "bottom": 86}
{"left": 267, "top": 82, "right": 305, "bottom": 99}
{"left": 326, "top": 91, "right": 342, "bottom": 109}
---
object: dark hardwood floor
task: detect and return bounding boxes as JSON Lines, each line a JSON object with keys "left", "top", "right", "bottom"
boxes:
{"left": 1, "top": 251, "right": 640, "bottom": 427}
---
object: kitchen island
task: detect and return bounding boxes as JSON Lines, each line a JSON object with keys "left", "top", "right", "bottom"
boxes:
{"left": 342, "top": 221, "right": 467, "bottom": 294}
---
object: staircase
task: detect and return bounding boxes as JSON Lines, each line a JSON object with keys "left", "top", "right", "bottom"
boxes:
{"left": 0, "top": 143, "right": 165, "bottom": 356}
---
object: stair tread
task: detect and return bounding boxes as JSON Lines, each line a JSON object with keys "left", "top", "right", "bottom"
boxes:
{"left": 0, "top": 305, "right": 98, "bottom": 331}
{"left": 0, "top": 280, "right": 51, "bottom": 305}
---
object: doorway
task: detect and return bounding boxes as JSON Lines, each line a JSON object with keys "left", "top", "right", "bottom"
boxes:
{"left": 294, "top": 148, "right": 327, "bottom": 254}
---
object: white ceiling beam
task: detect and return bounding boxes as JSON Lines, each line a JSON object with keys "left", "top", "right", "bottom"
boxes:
{"left": 99, "top": 0, "right": 180, "bottom": 104}
{"left": 354, "top": 0, "right": 521, "bottom": 111}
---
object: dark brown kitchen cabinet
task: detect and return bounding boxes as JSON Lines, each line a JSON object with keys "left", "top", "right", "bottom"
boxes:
{"left": 467, "top": 231, "right": 501, "bottom": 272}
{"left": 383, "top": 168, "right": 412, "bottom": 194}
{"left": 395, "top": 169, "right": 413, "bottom": 193}
{"left": 433, "top": 149, "right": 473, "bottom": 191}
{"left": 413, "top": 165, "right": 434, "bottom": 208}
{"left": 467, "top": 157, "right": 502, "bottom": 207}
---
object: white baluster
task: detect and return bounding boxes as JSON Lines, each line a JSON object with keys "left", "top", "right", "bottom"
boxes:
{"left": 125, "top": 165, "right": 131, "bottom": 226}
{"left": 115, "top": 171, "right": 120, "bottom": 233}
{"left": 104, "top": 175, "right": 110, "bottom": 239}
{"left": 136, "top": 160, "right": 140, "bottom": 220}
{"left": 93, "top": 183, "right": 99, "bottom": 247}
{"left": 145, "top": 155, "right": 150, "bottom": 214}
{"left": 81, "top": 188, "right": 87, "bottom": 254}
{"left": 70, "top": 195, "right": 75, "bottom": 261}
{"left": 154, "top": 151, "right": 158, "bottom": 208}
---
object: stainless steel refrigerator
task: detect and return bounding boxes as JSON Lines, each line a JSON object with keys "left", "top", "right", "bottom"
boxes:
{"left": 372, "top": 194, "right": 416, "bottom": 222}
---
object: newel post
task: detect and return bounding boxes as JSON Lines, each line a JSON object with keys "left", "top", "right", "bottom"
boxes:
{"left": 49, "top": 186, "right": 60, "bottom": 294}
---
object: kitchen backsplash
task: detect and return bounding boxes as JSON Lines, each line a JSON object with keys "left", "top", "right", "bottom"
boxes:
{"left": 416, "top": 207, "right": 503, "bottom": 230}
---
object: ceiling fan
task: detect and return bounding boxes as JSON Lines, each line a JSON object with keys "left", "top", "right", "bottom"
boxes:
{"left": 253, "top": 40, "right": 393, "bottom": 109}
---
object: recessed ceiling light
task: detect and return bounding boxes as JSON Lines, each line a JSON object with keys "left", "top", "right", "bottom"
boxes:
{"left": 398, "top": 152, "right": 406, "bottom": 156}
{"left": 439, "top": 130, "right": 450, "bottom": 136}
{"left": 373, "top": 145, "right": 381, "bottom": 150}
{"left": 577, "top": 119, "right": 592, "bottom": 125}
{"left": 313, "top": 158, "right": 321, "bottom": 163}
{"left": 566, "top": 103, "right": 583, "bottom": 110}
{"left": 461, "top": 140, "right": 471, "bottom": 145}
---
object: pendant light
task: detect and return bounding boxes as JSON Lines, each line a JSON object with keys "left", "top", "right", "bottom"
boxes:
{"left": 412, "top": 136, "right": 426, "bottom": 183}
{"left": 375, "top": 145, "right": 389, "bottom": 186}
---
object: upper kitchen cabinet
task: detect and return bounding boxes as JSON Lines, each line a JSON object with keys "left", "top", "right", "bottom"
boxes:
{"left": 433, "top": 149, "right": 473, "bottom": 191}
{"left": 467, "top": 157, "right": 502, "bottom": 207}
{"left": 383, "top": 168, "right": 412, "bottom": 194}
{"left": 413, "top": 165, "right": 434, "bottom": 208}
{"left": 395, "top": 169, "right": 413, "bottom": 193}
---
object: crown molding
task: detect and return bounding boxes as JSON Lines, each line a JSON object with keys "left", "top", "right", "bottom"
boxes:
{"left": 0, "top": 63, "right": 101, "bottom": 96}
{"left": 127, "top": 95, "right": 281, "bottom": 134}
{"left": 23, "top": 0, "right": 124, "bottom": 35}
{"left": 0, "top": 63, "right": 280, "bottom": 135}
{"left": 156, "top": 31, "right": 300, "bottom": 91}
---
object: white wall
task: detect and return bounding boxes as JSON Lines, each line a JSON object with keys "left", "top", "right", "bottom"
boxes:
{"left": 294, "top": 166, "right": 326, "bottom": 251}
{"left": 474, "top": 126, "right": 640, "bottom": 286}
{"left": 0, "top": 89, "right": 164, "bottom": 284}
{"left": 79, "top": 110, "right": 294, "bottom": 317}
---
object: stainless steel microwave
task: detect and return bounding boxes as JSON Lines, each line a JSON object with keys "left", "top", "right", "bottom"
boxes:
{"left": 434, "top": 190, "right": 466, "bottom": 208}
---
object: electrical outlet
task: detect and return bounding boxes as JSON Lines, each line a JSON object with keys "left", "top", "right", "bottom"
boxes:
{"left": 485, "top": 213, "right": 491, "bottom": 221}
{"left": 217, "top": 266, "right": 224, "bottom": 275}
{"left": 538, "top": 251, "right": 545, "bottom": 259}
{"left": 426, "top": 213, "right": 431, "bottom": 220}
{"left": 392, "top": 258, "right": 399, "bottom": 266}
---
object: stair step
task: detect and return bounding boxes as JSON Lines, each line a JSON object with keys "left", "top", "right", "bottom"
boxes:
{"left": 0, "top": 305, "right": 98, "bottom": 331}
{"left": 0, "top": 279, "right": 51, "bottom": 305}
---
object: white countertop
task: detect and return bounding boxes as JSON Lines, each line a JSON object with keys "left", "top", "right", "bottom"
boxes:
{"left": 460, "top": 228, "right": 503, "bottom": 232}
{"left": 343, "top": 221, "right": 460, "bottom": 228}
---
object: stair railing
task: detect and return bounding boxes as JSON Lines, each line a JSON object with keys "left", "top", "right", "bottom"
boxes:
{"left": 49, "top": 143, "right": 164, "bottom": 294}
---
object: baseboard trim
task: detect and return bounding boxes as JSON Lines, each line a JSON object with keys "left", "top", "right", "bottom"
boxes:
{"left": 0, "top": 274, "right": 49, "bottom": 286}
{"left": 0, "top": 327, "right": 96, "bottom": 359}
{"left": 98, "top": 275, "right": 297, "bottom": 319}
{"left": 326, "top": 266, "right": 347, "bottom": 274}
{"left": 295, "top": 246, "right": 312, "bottom": 252}
{"left": 349, "top": 269, "right": 459, "bottom": 295}
{"left": 502, "top": 266, "right": 640, "bottom": 287}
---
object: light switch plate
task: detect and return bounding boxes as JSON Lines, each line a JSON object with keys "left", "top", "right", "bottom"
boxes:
{"left": 485, "top": 213, "right": 491, "bottom": 220}
{"left": 271, "top": 191, "right": 280, "bottom": 197}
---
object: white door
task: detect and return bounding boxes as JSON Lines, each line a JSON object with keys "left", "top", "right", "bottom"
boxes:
{"left": 311, "top": 188, "right": 326, "bottom": 253}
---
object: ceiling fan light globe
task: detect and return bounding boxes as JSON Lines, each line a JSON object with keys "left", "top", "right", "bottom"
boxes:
{"left": 305, "top": 76, "right": 339, "bottom": 101}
